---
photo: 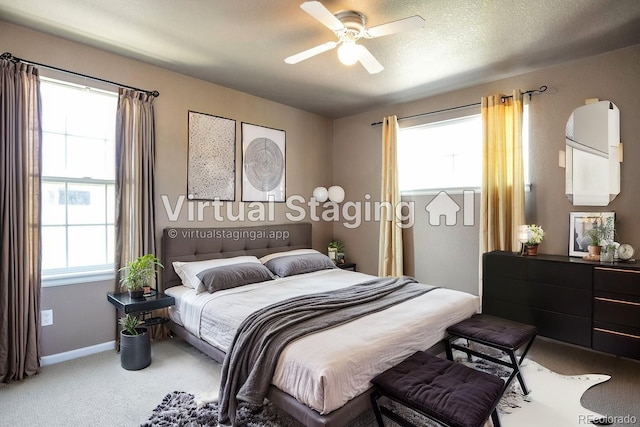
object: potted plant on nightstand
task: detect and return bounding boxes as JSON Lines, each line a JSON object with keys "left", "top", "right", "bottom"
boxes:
{"left": 119, "top": 254, "right": 163, "bottom": 298}
{"left": 328, "top": 241, "right": 345, "bottom": 264}
{"left": 119, "top": 314, "right": 151, "bottom": 370}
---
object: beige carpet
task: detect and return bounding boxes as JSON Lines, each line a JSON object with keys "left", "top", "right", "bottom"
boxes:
{"left": 0, "top": 338, "right": 222, "bottom": 427}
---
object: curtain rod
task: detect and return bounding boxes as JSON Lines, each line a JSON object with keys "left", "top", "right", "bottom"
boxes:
{"left": 1, "top": 52, "right": 160, "bottom": 97}
{"left": 370, "top": 85, "right": 547, "bottom": 126}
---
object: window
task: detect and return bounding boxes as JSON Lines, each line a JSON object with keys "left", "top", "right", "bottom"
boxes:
{"left": 398, "top": 106, "right": 530, "bottom": 193}
{"left": 398, "top": 115, "right": 482, "bottom": 192}
{"left": 40, "top": 78, "right": 117, "bottom": 282}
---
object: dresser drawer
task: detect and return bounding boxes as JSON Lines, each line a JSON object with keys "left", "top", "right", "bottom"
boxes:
{"left": 594, "top": 267, "right": 640, "bottom": 296}
{"left": 529, "top": 260, "right": 592, "bottom": 290}
{"left": 593, "top": 322, "right": 640, "bottom": 360}
{"left": 484, "top": 280, "right": 591, "bottom": 317}
{"left": 594, "top": 293, "right": 640, "bottom": 329}
{"left": 483, "top": 252, "right": 527, "bottom": 279}
{"left": 483, "top": 299, "right": 591, "bottom": 347}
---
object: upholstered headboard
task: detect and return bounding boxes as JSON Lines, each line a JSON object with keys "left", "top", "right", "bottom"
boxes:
{"left": 161, "top": 223, "right": 312, "bottom": 290}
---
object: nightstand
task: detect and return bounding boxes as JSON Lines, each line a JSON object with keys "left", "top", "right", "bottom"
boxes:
{"left": 107, "top": 289, "right": 175, "bottom": 325}
{"left": 337, "top": 262, "right": 356, "bottom": 271}
{"left": 107, "top": 290, "right": 175, "bottom": 349}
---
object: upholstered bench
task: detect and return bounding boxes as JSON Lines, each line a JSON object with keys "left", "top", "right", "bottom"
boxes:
{"left": 370, "top": 351, "right": 503, "bottom": 427}
{"left": 445, "top": 314, "right": 537, "bottom": 395}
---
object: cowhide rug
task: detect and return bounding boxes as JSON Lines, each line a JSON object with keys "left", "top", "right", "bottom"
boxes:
{"left": 141, "top": 357, "right": 610, "bottom": 427}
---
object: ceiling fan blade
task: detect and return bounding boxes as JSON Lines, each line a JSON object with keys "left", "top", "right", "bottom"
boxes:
{"left": 300, "top": 1, "right": 345, "bottom": 32}
{"left": 357, "top": 45, "right": 384, "bottom": 74}
{"left": 366, "top": 15, "right": 425, "bottom": 38}
{"left": 284, "top": 41, "right": 337, "bottom": 64}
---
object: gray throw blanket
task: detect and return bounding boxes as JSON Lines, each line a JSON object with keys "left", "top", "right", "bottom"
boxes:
{"left": 217, "top": 276, "right": 438, "bottom": 426}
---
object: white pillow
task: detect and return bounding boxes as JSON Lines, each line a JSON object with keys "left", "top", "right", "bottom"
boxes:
{"left": 172, "top": 256, "right": 261, "bottom": 289}
{"left": 259, "top": 249, "right": 320, "bottom": 264}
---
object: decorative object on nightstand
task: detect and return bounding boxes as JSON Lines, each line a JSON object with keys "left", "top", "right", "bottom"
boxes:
{"left": 312, "top": 186, "right": 345, "bottom": 203}
{"left": 337, "top": 262, "right": 356, "bottom": 271}
{"left": 327, "top": 241, "right": 345, "bottom": 264}
{"left": 119, "top": 253, "right": 164, "bottom": 298}
{"left": 118, "top": 314, "right": 151, "bottom": 370}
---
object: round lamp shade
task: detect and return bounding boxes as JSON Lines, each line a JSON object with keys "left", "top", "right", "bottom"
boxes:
{"left": 312, "top": 186, "right": 329, "bottom": 203}
{"left": 328, "top": 186, "right": 345, "bottom": 203}
{"left": 337, "top": 42, "right": 359, "bottom": 66}
{"left": 517, "top": 225, "right": 529, "bottom": 243}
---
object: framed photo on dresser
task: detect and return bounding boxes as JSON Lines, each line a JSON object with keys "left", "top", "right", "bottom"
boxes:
{"left": 569, "top": 211, "right": 615, "bottom": 257}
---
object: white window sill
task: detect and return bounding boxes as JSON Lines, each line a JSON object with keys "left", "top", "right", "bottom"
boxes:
{"left": 42, "top": 270, "right": 115, "bottom": 287}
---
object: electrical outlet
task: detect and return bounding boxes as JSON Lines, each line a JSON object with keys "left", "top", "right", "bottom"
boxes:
{"left": 41, "top": 309, "right": 53, "bottom": 326}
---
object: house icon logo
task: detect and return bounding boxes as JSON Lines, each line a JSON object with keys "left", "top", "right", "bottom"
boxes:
{"left": 425, "top": 190, "right": 475, "bottom": 226}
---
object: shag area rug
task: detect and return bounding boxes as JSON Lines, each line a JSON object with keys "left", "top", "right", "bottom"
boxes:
{"left": 141, "top": 357, "right": 610, "bottom": 427}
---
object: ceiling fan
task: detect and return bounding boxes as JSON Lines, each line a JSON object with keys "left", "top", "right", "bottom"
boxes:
{"left": 285, "top": 1, "right": 425, "bottom": 74}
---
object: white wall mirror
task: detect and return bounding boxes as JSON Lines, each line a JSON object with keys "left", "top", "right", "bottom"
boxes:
{"left": 565, "top": 100, "right": 620, "bottom": 206}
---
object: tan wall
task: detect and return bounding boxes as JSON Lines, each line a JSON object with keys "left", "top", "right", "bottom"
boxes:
{"left": 5, "top": 19, "right": 640, "bottom": 356}
{"left": 333, "top": 45, "right": 640, "bottom": 296}
{"left": 1, "top": 21, "right": 334, "bottom": 356}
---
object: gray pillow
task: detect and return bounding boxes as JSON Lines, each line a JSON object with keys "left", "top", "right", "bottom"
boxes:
{"left": 196, "top": 262, "right": 274, "bottom": 294}
{"left": 264, "top": 253, "right": 336, "bottom": 277}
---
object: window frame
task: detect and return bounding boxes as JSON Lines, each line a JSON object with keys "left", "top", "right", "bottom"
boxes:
{"left": 39, "top": 77, "right": 117, "bottom": 286}
{"left": 397, "top": 103, "right": 531, "bottom": 196}
{"left": 398, "top": 114, "right": 483, "bottom": 195}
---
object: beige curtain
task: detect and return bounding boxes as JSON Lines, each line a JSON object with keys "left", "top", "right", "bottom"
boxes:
{"left": 0, "top": 59, "right": 42, "bottom": 382}
{"left": 480, "top": 90, "right": 525, "bottom": 253}
{"left": 378, "top": 115, "right": 403, "bottom": 277}
{"left": 114, "top": 89, "right": 164, "bottom": 340}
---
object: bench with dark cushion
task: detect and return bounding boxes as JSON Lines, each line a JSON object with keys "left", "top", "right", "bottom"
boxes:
{"left": 370, "top": 351, "right": 503, "bottom": 427}
{"left": 445, "top": 314, "right": 537, "bottom": 395}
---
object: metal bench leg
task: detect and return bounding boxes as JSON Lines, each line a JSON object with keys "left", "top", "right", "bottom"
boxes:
{"left": 444, "top": 337, "right": 454, "bottom": 360}
{"left": 491, "top": 408, "right": 501, "bottom": 427}
{"left": 507, "top": 350, "right": 529, "bottom": 395}
{"left": 370, "top": 391, "right": 385, "bottom": 427}
{"left": 512, "top": 335, "right": 536, "bottom": 395}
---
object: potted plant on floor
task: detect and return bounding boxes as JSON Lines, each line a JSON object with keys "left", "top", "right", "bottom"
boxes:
{"left": 119, "top": 253, "right": 163, "bottom": 298}
{"left": 119, "top": 314, "right": 151, "bottom": 370}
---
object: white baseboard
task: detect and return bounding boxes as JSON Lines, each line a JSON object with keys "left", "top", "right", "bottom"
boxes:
{"left": 40, "top": 341, "right": 115, "bottom": 366}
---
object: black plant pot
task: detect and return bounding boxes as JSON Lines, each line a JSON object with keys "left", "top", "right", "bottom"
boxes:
{"left": 120, "top": 327, "right": 151, "bottom": 370}
{"left": 128, "top": 289, "right": 145, "bottom": 299}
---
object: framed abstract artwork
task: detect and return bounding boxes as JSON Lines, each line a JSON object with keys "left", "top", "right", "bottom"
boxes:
{"left": 241, "top": 122, "right": 286, "bottom": 202}
{"left": 187, "top": 111, "right": 236, "bottom": 201}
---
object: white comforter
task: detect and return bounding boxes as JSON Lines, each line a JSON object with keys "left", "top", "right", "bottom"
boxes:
{"left": 166, "top": 269, "right": 479, "bottom": 414}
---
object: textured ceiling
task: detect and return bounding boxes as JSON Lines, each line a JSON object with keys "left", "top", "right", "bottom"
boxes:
{"left": 1, "top": 0, "right": 640, "bottom": 118}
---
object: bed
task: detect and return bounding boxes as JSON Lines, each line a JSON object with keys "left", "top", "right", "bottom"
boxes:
{"left": 161, "top": 223, "right": 479, "bottom": 427}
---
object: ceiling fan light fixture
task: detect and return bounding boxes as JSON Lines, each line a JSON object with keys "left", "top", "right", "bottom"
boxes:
{"left": 337, "top": 41, "right": 360, "bottom": 66}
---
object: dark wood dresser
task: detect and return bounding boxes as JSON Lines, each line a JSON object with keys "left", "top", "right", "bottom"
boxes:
{"left": 483, "top": 250, "right": 640, "bottom": 360}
